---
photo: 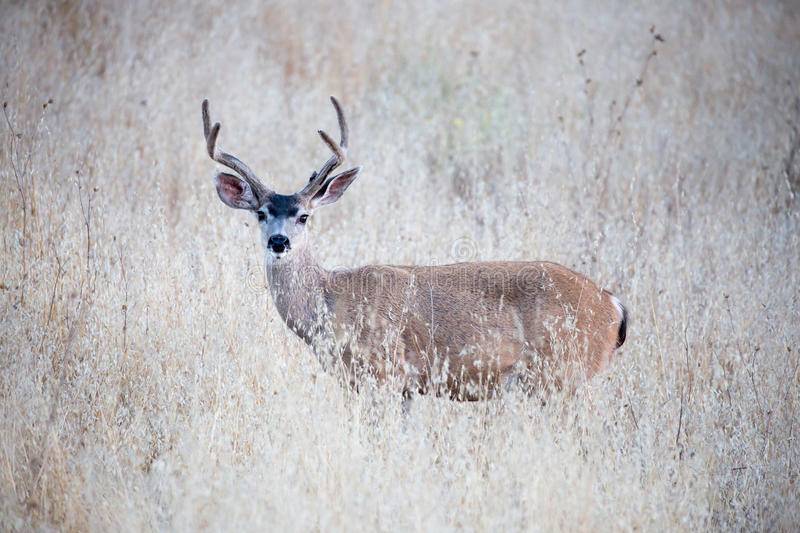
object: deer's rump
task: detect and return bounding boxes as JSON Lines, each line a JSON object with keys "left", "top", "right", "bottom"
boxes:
{"left": 323, "top": 261, "right": 624, "bottom": 399}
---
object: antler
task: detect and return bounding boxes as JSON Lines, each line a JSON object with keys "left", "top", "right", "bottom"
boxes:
{"left": 301, "top": 96, "right": 349, "bottom": 197}
{"left": 202, "top": 99, "right": 273, "bottom": 200}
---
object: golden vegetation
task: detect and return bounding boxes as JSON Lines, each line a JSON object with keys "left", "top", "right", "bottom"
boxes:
{"left": 1, "top": 1, "right": 799, "bottom": 530}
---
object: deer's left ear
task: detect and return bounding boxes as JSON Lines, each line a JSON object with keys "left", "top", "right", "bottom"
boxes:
{"left": 310, "top": 166, "right": 361, "bottom": 208}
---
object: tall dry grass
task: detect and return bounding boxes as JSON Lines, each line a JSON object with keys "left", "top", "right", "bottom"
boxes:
{"left": 1, "top": 0, "right": 799, "bottom": 531}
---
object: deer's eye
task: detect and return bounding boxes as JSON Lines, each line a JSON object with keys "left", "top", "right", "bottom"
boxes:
{"left": 297, "top": 214, "right": 309, "bottom": 225}
{"left": 257, "top": 211, "right": 266, "bottom": 222}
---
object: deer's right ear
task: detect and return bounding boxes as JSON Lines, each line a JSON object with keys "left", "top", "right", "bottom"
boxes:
{"left": 214, "top": 172, "right": 260, "bottom": 210}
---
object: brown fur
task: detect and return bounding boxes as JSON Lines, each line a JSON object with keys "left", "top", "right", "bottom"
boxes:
{"left": 267, "top": 253, "right": 624, "bottom": 401}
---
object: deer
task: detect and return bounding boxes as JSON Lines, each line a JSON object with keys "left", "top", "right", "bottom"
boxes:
{"left": 202, "top": 97, "right": 627, "bottom": 402}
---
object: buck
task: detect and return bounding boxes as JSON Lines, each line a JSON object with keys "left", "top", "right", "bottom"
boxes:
{"left": 203, "top": 97, "right": 627, "bottom": 401}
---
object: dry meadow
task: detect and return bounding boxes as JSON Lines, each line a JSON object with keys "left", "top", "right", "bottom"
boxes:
{"left": 1, "top": 1, "right": 800, "bottom": 531}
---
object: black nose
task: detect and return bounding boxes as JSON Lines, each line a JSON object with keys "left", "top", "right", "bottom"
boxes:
{"left": 268, "top": 234, "right": 290, "bottom": 253}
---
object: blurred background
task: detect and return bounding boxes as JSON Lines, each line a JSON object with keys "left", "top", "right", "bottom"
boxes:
{"left": 1, "top": 1, "right": 799, "bottom": 531}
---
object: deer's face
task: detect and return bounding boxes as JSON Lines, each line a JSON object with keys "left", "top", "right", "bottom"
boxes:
{"left": 214, "top": 166, "right": 360, "bottom": 263}
{"left": 256, "top": 194, "right": 311, "bottom": 261}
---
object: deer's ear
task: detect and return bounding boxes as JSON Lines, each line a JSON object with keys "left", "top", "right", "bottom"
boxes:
{"left": 310, "top": 167, "right": 361, "bottom": 208}
{"left": 215, "top": 173, "right": 259, "bottom": 210}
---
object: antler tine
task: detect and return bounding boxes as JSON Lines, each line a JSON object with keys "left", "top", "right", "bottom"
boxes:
{"left": 201, "top": 99, "right": 272, "bottom": 199}
{"left": 330, "top": 96, "right": 348, "bottom": 149}
{"left": 302, "top": 97, "right": 349, "bottom": 196}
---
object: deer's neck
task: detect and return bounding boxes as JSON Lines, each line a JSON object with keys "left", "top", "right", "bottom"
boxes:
{"left": 265, "top": 246, "right": 328, "bottom": 345}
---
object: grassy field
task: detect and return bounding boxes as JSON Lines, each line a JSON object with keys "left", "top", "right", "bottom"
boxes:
{"left": 1, "top": 1, "right": 799, "bottom": 531}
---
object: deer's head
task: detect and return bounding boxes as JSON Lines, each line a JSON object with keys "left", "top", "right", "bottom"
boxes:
{"left": 203, "top": 97, "right": 361, "bottom": 262}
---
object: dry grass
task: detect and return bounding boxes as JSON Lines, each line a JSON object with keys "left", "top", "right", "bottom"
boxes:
{"left": 1, "top": 0, "right": 799, "bottom": 531}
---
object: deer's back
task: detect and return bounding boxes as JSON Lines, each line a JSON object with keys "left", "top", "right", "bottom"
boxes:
{"left": 323, "top": 261, "right": 623, "bottom": 397}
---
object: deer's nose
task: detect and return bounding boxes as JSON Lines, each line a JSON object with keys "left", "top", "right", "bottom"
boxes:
{"left": 268, "top": 234, "right": 290, "bottom": 253}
